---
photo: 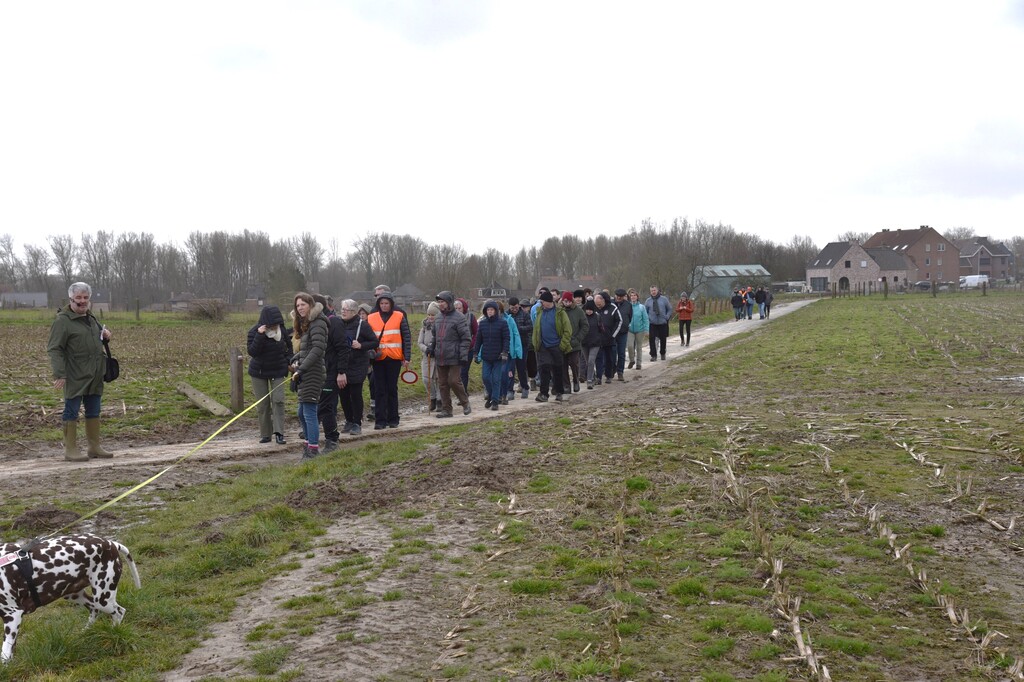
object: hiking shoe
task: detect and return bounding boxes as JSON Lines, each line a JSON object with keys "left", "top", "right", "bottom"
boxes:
{"left": 322, "top": 439, "right": 339, "bottom": 454}
{"left": 617, "top": 373, "right": 625, "bottom": 382}
{"left": 259, "top": 436, "right": 272, "bottom": 444}
{"left": 530, "top": 379, "right": 537, "bottom": 390}
{"left": 636, "top": 363, "right": 642, "bottom": 370}
{"left": 349, "top": 424, "right": 362, "bottom": 436}
{"left": 462, "top": 403, "right": 472, "bottom": 415}
{"left": 429, "top": 398, "right": 437, "bottom": 412}
{"left": 555, "top": 393, "right": 564, "bottom": 402}
{"left": 485, "top": 398, "right": 492, "bottom": 408}
{"left": 501, "top": 397, "right": 509, "bottom": 405}
{"left": 573, "top": 380, "right": 580, "bottom": 393}
{"left": 521, "top": 388, "right": 529, "bottom": 399}
{"left": 628, "top": 360, "right": 635, "bottom": 369}
{"left": 374, "top": 423, "right": 386, "bottom": 430}
{"left": 587, "top": 381, "right": 593, "bottom": 390}
{"left": 341, "top": 422, "right": 353, "bottom": 434}
{"left": 595, "top": 377, "right": 602, "bottom": 386}
{"left": 661, "top": 353, "right": 666, "bottom": 360}
{"left": 275, "top": 433, "right": 286, "bottom": 445}
{"left": 490, "top": 402, "right": 498, "bottom": 411}
{"left": 535, "top": 394, "right": 549, "bottom": 402}
{"left": 436, "top": 410, "right": 453, "bottom": 418}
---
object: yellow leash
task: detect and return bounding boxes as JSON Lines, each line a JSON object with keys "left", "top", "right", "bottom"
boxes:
{"left": 36, "top": 379, "right": 288, "bottom": 543}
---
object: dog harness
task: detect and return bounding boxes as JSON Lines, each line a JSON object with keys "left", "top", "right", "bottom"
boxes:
{"left": 2, "top": 544, "right": 43, "bottom": 609}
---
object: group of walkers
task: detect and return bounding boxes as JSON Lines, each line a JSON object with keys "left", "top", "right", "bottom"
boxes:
{"left": 247, "top": 284, "right": 703, "bottom": 459}
{"left": 730, "top": 286, "right": 773, "bottom": 321}
{"left": 47, "top": 281, "right": 699, "bottom": 463}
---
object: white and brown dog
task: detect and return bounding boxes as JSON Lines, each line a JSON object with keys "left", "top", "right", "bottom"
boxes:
{"left": 0, "top": 533, "right": 140, "bottom": 663}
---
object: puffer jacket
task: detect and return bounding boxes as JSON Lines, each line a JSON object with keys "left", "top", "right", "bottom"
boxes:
{"left": 473, "top": 302, "right": 510, "bottom": 362}
{"left": 337, "top": 315, "right": 377, "bottom": 384}
{"left": 629, "top": 302, "right": 650, "bottom": 333}
{"left": 505, "top": 313, "right": 523, "bottom": 360}
{"left": 510, "top": 305, "right": 534, "bottom": 352}
{"left": 645, "top": 294, "right": 672, "bottom": 325}
{"left": 247, "top": 305, "right": 292, "bottom": 380}
{"left": 290, "top": 301, "right": 329, "bottom": 403}
{"left": 532, "top": 305, "right": 572, "bottom": 354}
{"left": 324, "top": 315, "right": 352, "bottom": 387}
{"left": 430, "top": 308, "right": 471, "bottom": 366}
{"left": 47, "top": 305, "right": 106, "bottom": 399}
{"left": 563, "top": 303, "right": 589, "bottom": 351}
{"left": 582, "top": 311, "right": 603, "bottom": 347}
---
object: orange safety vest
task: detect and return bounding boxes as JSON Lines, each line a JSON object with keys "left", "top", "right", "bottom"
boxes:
{"left": 367, "top": 310, "right": 406, "bottom": 361}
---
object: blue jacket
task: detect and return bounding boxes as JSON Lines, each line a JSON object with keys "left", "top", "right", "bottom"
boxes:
{"left": 630, "top": 302, "right": 650, "bottom": 333}
{"left": 645, "top": 294, "right": 672, "bottom": 325}
{"left": 473, "top": 302, "right": 510, "bottom": 362}
{"left": 505, "top": 313, "right": 523, "bottom": 360}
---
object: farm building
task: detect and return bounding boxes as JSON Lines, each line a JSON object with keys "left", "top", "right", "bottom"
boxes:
{"left": 806, "top": 242, "right": 913, "bottom": 292}
{"left": 0, "top": 291, "right": 49, "bottom": 308}
{"left": 862, "top": 226, "right": 959, "bottom": 285}
{"left": 690, "top": 265, "right": 771, "bottom": 299}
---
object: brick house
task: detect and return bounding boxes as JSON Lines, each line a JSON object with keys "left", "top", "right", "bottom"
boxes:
{"left": 861, "top": 226, "right": 960, "bottom": 284}
{"left": 955, "top": 237, "right": 1016, "bottom": 282}
{"left": 807, "top": 242, "right": 912, "bottom": 292}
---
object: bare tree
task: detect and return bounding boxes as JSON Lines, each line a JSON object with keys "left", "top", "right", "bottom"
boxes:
{"left": 112, "top": 232, "right": 157, "bottom": 308}
{"left": 559, "top": 235, "right": 583, "bottom": 281}
{"left": 421, "top": 243, "right": 468, "bottom": 294}
{"left": 20, "top": 244, "right": 51, "bottom": 292}
{"left": 480, "top": 248, "right": 512, "bottom": 287}
{"left": 0, "top": 234, "right": 20, "bottom": 289}
{"left": 293, "top": 232, "right": 323, "bottom": 283}
{"left": 836, "top": 230, "right": 872, "bottom": 243}
{"left": 79, "top": 231, "right": 114, "bottom": 290}
{"left": 350, "top": 233, "right": 383, "bottom": 289}
{"left": 382, "top": 234, "right": 425, "bottom": 286}
{"left": 48, "top": 234, "right": 78, "bottom": 287}
{"left": 943, "top": 226, "right": 975, "bottom": 241}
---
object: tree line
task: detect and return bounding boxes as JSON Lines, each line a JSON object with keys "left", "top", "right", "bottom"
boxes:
{"left": 2, "top": 221, "right": 1017, "bottom": 310}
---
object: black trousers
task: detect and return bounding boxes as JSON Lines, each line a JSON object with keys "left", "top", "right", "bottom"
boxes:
{"left": 678, "top": 320, "right": 692, "bottom": 345}
{"left": 649, "top": 323, "right": 668, "bottom": 357}
{"left": 537, "top": 345, "right": 564, "bottom": 396}
{"left": 317, "top": 384, "right": 340, "bottom": 441}
{"left": 372, "top": 359, "right": 402, "bottom": 427}
{"left": 340, "top": 380, "right": 365, "bottom": 426}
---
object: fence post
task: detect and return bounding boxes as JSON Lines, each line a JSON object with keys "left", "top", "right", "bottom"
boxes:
{"left": 229, "top": 346, "right": 244, "bottom": 413}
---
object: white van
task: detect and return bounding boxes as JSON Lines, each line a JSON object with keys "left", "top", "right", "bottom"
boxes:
{"left": 960, "top": 275, "right": 990, "bottom": 289}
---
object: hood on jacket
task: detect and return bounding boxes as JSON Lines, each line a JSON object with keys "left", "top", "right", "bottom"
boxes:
{"left": 374, "top": 292, "right": 396, "bottom": 311}
{"left": 482, "top": 300, "right": 499, "bottom": 317}
{"left": 456, "top": 297, "right": 470, "bottom": 314}
{"left": 435, "top": 291, "right": 455, "bottom": 307}
{"left": 258, "top": 305, "right": 285, "bottom": 327}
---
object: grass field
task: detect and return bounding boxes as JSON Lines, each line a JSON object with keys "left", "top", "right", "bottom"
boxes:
{"left": 1, "top": 293, "right": 1023, "bottom": 681}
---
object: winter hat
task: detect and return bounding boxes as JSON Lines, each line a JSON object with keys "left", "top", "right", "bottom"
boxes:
{"left": 358, "top": 303, "right": 372, "bottom": 314}
{"left": 539, "top": 291, "right": 554, "bottom": 303}
{"left": 584, "top": 300, "right": 597, "bottom": 312}
{"left": 614, "top": 288, "right": 628, "bottom": 297}
{"left": 680, "top": 292, "right": 689, "bottom": 299}
{"left": 426, "top": 301, "right": 441, "bottom": 316}
{"left": 435, "top": 291, "right": 455, "bottom": 307}
{"left": 561, "top": 291, "right": 574, "bottom": 303}
{"left": 573, "top": 289, "right": 586, "bottom": 300}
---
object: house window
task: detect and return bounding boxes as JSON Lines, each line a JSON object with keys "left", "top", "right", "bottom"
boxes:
{"left": 861, "top": 260, "right": 867, "bottom": 267}
{"left": 844, "top": 260, "right": 851, "bottom": 268}
{"left": 937, "top": 272, "right": 942, "bottom": 280}
{"left": 925, "top": 258, "right": 930, "bottom": 266}
{"left": 937, "top": 258, "right": 942, "bottom": 266}
{"left": 938, "top": 243, "right": 945, "bottom": 252}
{"left": 981, "top": 257, "right": 991, "bottom": 265}
{"left": 925, "top": 244, "right": 931, "bottom": 252}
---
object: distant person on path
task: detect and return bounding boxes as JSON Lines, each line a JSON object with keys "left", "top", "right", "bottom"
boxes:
{"left": 645, "top": 285, "right": 671, "bottom": 361}
{"left": 455, "top": 297, "right": 477, "bottom": 393}
{"left": 290, "top": 292, "right": 329, "bottom": 458}
{"left": 367, "top": 291, "right": 411, "bottom": 430}
{"left": 580, "top": 299, "right": 602, "bottom": 389}
{"left": 744, "top": 287, "right": 755, "bottom": 320}
{"left": 731, "top": 290, "right": 745, "bottom": 321}
{"left": 247, "top": 304, "right": 291, "bottom": 446}
{"left": 675, "top": 292, "right": 694, "bottom": 347}
{"left": 755, "top": 287, "right": 767, "bottom": 319}
{"left": 47, "top": 282, "right": 114, "bottom": 462}
{"left": 531, "top": 290, "right": 572, "bottom": 402}
{"left": 561, "top": 291, "right": 588, "bottom": 393}
{"left": 612, "top": 288, "right": 632, "bottom": 380}
{"left": 473, "top": 300, "right": 510, "bottom": 411}
{"left": 627, "top": 288, "right": 650, "bottom": 371}
{"left": 501, "top": 300, "right": 522, "bottom": 405}
{"left": 418, "top": 300, "right": 442, "bottom": 412}
{"left": 592, "top": 291, "right": 622, "bottom": 385}
{"left": 764, "top": 289, "right": 774, "bottom": 319}
{"left": 336, "top": 299, "right": 378, "bottom": 437}
{"left": 428, "top": 291, "right": 472, "bottom": 418}
{"left": 507, "top": 296, "right": 533, "bottom": 400}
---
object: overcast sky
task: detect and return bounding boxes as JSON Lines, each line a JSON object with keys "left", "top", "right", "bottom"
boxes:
{"left": 2, "top": 0, "right": 1023, "bottom": 259}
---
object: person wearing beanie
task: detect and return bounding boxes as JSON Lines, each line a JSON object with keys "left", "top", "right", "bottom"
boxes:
{"left": 506, "top": 296, "right": 534, "bottom": 400}
{"left": 531, "top": 291, "right": 572, "bottom": 402}
{"left": 676, "top": 291, "right": 695, "bottom": 346}
{"left": 560, "top": 291, "right": 588, "bottom": 393}
{"left": 580, "top": 299, "right": 602, "bottom": 389}
{"left": 418, "top": 301, "right": 443, "bottom": 411}
{"left": 427, "top": 291, "right": 472, "bottom": 418}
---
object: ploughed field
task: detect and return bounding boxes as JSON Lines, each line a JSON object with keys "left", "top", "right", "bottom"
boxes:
{"left": 0, "top": 294, "right": 1022, "bottom": 681}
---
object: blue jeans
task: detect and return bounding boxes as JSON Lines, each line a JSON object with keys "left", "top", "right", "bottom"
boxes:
{"left": 615, "top": 334, "right": 628, "bottom": 374}
{"left": 596, "top": 345, "right": 615, "bottom": 379}
{"left": 481, "top": 359, "right": 505, "bottom": 401}
{"left": 758, "top": 302, "right": 766, "bottom": 318}
{"left": 297, "top": 401, "right": 319, "bottom": 447}
{"left": 63, "top": 394, "right": 101, "bottom": 421}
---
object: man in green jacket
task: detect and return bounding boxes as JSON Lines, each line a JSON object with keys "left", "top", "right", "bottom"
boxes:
{"left": 531, "top": 291, "right": 572, "bottom": 402}
{"left": 47, "top": 282, "right": 113, "bottom": 461}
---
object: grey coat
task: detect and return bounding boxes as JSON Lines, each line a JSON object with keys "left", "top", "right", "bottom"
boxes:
{"left": 429, "top": 309, "right": 471, "bottom": 367}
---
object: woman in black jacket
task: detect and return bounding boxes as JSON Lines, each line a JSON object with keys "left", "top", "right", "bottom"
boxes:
{"left": 336, "top": 299, "right": 379, "bottom": 437}
{"left": 247, "top": 305, "right": 292, "bottom": 444}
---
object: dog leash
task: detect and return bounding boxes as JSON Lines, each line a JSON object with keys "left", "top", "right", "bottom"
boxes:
{"left": 32, "top": 379, "right": 288, "bottom": 544}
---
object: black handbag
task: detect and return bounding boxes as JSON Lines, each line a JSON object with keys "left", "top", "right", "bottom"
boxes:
{"left": 103, "top": 340, "right": 120, "bottom": 383}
